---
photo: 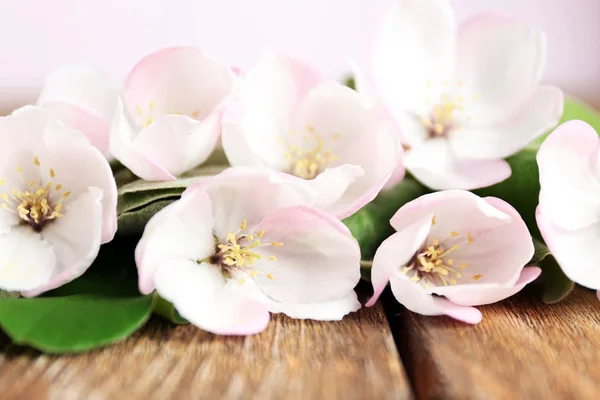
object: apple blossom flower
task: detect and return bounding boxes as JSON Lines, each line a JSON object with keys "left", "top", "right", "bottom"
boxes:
{"left": 222, "top": 52, "right": 401, "bottom": 219}
{"left": 367, "top": 190, "right": 538, "bottom": 324}
{"left": 136, "top": 167, "right": 361, "bottom": 335}
{"left": 39, "top": 47, "right": 236, "bottom": 180}
{"left": 0, "top": 106, "right": 117, "bottom": 296}
{"left": 38, "top": 64, "right": 118, "bottom": 156}
{"left": 364, "top": 0, "right": 563, "bottom": 190}
{"left": 111, "top": 47, "right": 236, "bottom": 181}
{"left": 536, "top": 120, "right": 600, "bottom": 300}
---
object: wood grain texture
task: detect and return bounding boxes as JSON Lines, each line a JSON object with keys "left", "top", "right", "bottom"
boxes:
{"left": 0, "top": 296, "right": 411, "bottom": 400}
{"left": 388, "top": 286, "right": 600, "bottom": 400}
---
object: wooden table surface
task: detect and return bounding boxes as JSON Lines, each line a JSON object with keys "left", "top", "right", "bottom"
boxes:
{"left": 0, "top": 283, "right": 599, "bottom": 399}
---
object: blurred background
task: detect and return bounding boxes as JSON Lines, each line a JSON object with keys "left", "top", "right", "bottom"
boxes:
{"left": 0, "top": 0, "right": 598, "bottom": 110}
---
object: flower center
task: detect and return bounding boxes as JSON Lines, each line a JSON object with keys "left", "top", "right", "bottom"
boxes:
{"left": 281, "top": 125, "right": 340, "bottom": 180}
{"left": 207, "top": 219, "right": 282, "bottom": 285}
{"left": 135, "top": 99, "right": 201, "bottom": 128}
{"left": 0, "top": 156, "right": 70, "bottom": 232}
{"left": 401, "top": 216, "right": 482, "bottom": 289}
{"left": 419, "top": 80, "right": 478, "bottom": 139}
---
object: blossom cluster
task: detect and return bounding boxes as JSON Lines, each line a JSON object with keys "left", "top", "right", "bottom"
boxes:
{"left": 0, "top": 0, "right": 593, "bottom": 335}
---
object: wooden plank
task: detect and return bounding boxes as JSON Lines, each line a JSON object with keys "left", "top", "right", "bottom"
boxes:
{"left": 388, "top": 286, "right": 600, "bottom": 399}
{"left": 0, "top": 291, "right": 412, "bottom": 400}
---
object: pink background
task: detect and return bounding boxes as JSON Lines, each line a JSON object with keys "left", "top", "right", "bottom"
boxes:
{"left": 0, "top": 0, "right": 598, "bottom": 110}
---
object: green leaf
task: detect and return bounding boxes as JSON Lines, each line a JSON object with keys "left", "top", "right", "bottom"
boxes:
{"left": 538, "top": 256, "right": 575, "bottom": 304}
{"left": 0, "top": 236, "right": 158, "bottom": 353}
{"left": 153, "top": 295, "right": 188, "bottom": 324}
{"left": 343, "top": 176, "right": 429, "bottom": 264}
{"left": 0, "top": 294, "right": 155, "bottom": 354}
{"left": 117, "top": 165, "right": 227, "bottom": 235}
{"left": 527, "top": 238, "right": 574, "bottom": 304}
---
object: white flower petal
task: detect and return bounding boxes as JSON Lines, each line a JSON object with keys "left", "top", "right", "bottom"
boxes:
{"left": 266, "top": 291, "right": 361, "bottom": 321}
{"left": 38, "top": 64, "right": 118, "bottom": 123}
{"left": 125, "top": 47, "right": 235, "bottom": 122}
{"left": 25, "top": 187, "right": 104, "bottom": 296}
{"left": 306, "top": 165, "right": 364, "bottom": 218}
{"left": 537, "top": 209, "right": 600, "bottom": 290}
{"left": 292, "top": 81, "right": 401, "bottom": 217}
{"left": 109, "top": 99, "right": 176, "bottom": 181}
{"left": 0, "top": 226, "right": 56, "bottom": 292}
{"left": 136, "top": 188, "right": 215, "bottom": 295}
{"left": 450, "top": 86, "right": 563, "bottom": 159}
{"left": 371, "top": 0, "right": 456, "bottom": 116}
{"left": 250, "top": 205, "right": 360, "bottom": 318}
{"left": 366, "top": 216, "right": 433, "bottom": 307}
{"left": 155, "top": 260, "right": 270, "bottom": 335}
{"left": 192, "top": 167, "right": 315, "bottom": 241}
{"left": 225, "top": 52, "right": 320, "bottom": 171}
{"left": 389, "top": 273, "right": 481, "bottom": 324}
{"left": 457, "top": 13, "right": 547, "bottom": 123}
{"left": 440, "top": 267, "right": 541, "bottom": 307}
{"left": 40, "top": 119, "right": 118, "bottom": 243}
{"left": 131, "top": 114, "right": 221, "bottom": 177}
{"left": 405, "top": 139, "right": 511, "bottom": 190}
{"left": 537, "top": 120, "right": 600, "bottom": 231}
{"left": 431, "top": 196, "right": 533, "bottom": 292}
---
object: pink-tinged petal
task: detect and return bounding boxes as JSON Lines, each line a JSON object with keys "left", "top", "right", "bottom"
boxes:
{"left": 193, "top": 167, "right": 315, "bottom": 241}
{"left": 263, "top": 289, "right": 361, "bottom": 321}
{"left": 371, "top": 0, "right": 456, "bottom": 117}
{"left": 438, "top": 267, "right": 541, "bottom": 307}
{"left": 125, "top": 47, "right": 235, "bottom": 123}
{"left": 155, "top": 260, "right": 270, "bottom": 335}
{"left": 366, "top": 216, "right": 433, "bottom": 307}
{"left": 405, "top": 140, "right": 511, "bottom": 190}
{"left": 391, "top": 190, "right": 511, "bottom": 241}
{"left": 389, "top": 273, "right": 480, "bottom": 323}
{"left": 109, "top": 99, "right": 175, "bottom": 181}
{"left": 250, "top": 205, "right": 360, "bottom": 316}
{"left": 42, "top": 102, "right": 111, "bottom": 155}
{"left": 456, "top": 196, "right": 534, "bottom": 286}
{"left": 38, "top": 64, "right": 118, "bottom": 124}
{"left": 0, "top": 227, "right": 56, "bottom": 293}
{"left": 457, "top": 13, "right": 547, "bottom": 123}
{"left": 537, "top": 120, "right": 600, "bottom": 231}
{"left": 40, "top": 120, "right": 118, "bottom": 243}
{"left": 292, "top": 81, "right": 401, "bottom": 217}
{"left": 221, "top": 114, "right": 265, "bottom": 168}
{"left": 131, "top": 113, "right": 221, "bottom": 177}
{"left": 227, "top": 52, "right": 320, "bottom": 170}
{"left": 24, "top": 187, "right": 104, "bottom": 297}
{"left": 136, "top": 188, "right": 215, "bottom": 295}
{"left": 431, "top": 297, "right": 482, "bottom": 324}
{"left": 351, "top": 61, "right": 420, "bottom": 148}
{"left": 597, "top": 290, "right": 600, "bottom": 302}
{"left": 392, "top": 191, "right": 531, "bottom": 288}
{"left": 306, "top": 165, "right": 364, "bottom": 219}
{"left": 451, "top": 86, "right": 564, "bottom": 159}
{"left": 537, "top": 209, "right": 600, "bottom": 290}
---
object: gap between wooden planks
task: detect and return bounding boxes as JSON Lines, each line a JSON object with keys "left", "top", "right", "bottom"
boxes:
{"left": 0, "top": 285, "right": 412, "bottom": 400}
{"left": 384, "top": 285, "right": 600, "bottom": 399}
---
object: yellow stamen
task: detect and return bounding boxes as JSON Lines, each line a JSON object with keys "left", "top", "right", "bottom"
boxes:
{"left": 272, "top": 241, "right": 283, "bottom": 247}
{"left": 33, "top": 156, "right": 40, "bottom": 167}
{"left": 472, "top": 274, "right": 483, "bottom": 281}
{"left": 269, "top": 256, "right": 276, "bottom": 261}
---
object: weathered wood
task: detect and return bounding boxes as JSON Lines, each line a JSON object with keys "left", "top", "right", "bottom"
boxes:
{"left": 389, "top": 286, "right": 600, "bottom": 399}
{"left": 0, "top": 294, "right": 411, "bottom": 400}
